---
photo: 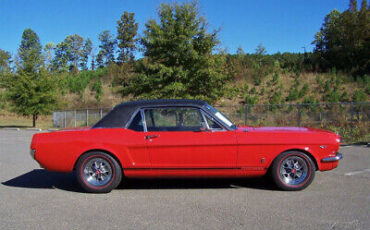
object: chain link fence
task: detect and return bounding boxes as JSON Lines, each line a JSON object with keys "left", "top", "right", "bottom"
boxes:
{"left": 53, "top": 102, "right": 369, "bottom": 143}
{"left": 53, "top": 108, "right": 112, "bottom": 128}
{"left": 217, "top": 102, "right": 369, "bottom": 143}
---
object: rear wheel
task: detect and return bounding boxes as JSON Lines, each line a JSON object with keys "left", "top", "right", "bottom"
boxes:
{"left": 76, "top": 151, "right": 122, "bottom": 193}
{"left": 271, "top": 151, "right": 315, "bottom": 191}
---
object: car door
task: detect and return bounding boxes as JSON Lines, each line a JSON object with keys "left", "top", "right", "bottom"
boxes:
{"left": 143, "top": 107, "right": 237, "bottom": 169}
{"left": 123, "top": 111, "right": 151, "bottom": 168}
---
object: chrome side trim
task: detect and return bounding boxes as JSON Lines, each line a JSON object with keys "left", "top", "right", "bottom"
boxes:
{"left": 141, "top": 109, "right": 147, "bottom": 132}
{"left": 124, "top": 109, "right": 141, "bottom": 129}
{"left": 201, "top": 110, "right": 226, "bottom": 132}
{"left": 126, "top": 105, "right": 234, "bottom": 131}
{"left": 321, "top": 152, "right": 343, "bottom": 162}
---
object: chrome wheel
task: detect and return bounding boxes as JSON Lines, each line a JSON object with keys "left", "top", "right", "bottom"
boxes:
{"left": 82, "top": 158, "right": 113, "bottom": 187}
{"left": 279, "top": 156, "right": 308, "bottom": 186}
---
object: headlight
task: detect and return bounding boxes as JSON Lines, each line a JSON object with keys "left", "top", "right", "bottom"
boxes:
{"left": 30, "top": 149, "right": 36, "bottom": 159}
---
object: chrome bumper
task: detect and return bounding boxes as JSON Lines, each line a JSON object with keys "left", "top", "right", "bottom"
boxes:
{"left": 321, "top": 152, "right": 343, "bottom": 162}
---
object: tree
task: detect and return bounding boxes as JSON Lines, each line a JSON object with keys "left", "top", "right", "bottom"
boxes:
{"left": 255, "top": 43, "right": 267, "bottom": 56}
{"left": 53, "top": 40, "right": 69, "bottom": 71}
{"left": 43, "top": 42, "right": 55, "bottom": 70}
{"left": 0, "top": 49, "right": 12, "bottom": 72}
{"left": 312, "top": 10, "right": 342, "bottom": 70}
{"left": 312, "top": 0, "right": 370, "bottom": 76}
{"left": 53, "top": 34, "right": 86, "bottom": 71}
{"left": 80, "top": 38, "right": 92, "bottom": 70}
{"left": 96, "top": 50, "right": 104, "bottom": 68}
{"left": 357, "top": 0, "right": 369, "bottom": 74}
{"left": 116, "top": 11, "right": 138, "bottom": 63}
{"left": 4, "top": 69, "right": 57, "bottom": 127}
{"left": 5, "top": 28, "right": 57, "bottom": 127}
{"left": 65, "top": 34, "right": 84, "bottom": 70}
{"left": 349, "top": 0, "right": 358, "bottom": 12}
{"left": 98, "top": 30, "right": 116, "bottom": 66}
{"left": 122, "top": 2, "right": 229, "bottom": 102}
{"left": 91, "top": 49, "right": 96, "bottom": 70}
{"left": 17, "top": 28, "right": 42, "bottom": 73}
{"left": 236, "top": 46, "right": 245, "bottom": 55}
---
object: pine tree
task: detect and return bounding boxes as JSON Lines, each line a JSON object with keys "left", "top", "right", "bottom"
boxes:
{"left": 53, "top": 34, "right": 85, "bottom": 71}
{"left": 96, "top": 50, "right": 104, "bottom": 68}
{"left": 53, "top": 40, "right": 69, "bottom": 71}
{"left": 17, "top": 28, "right": 42, "bottom": 73}
{"left": 116, "top": 11, "right": 138, "bottom": 63}
{"left": 80, "top": 38, "right": 92, "bottom": 70}
{"left": 312, "top": 0, "right": 369, "bottom": 76}
{"left": 122, "top": 2, "right": 229, "bottom": 102}
{"left": 91, "top": 51, "right": 96, "bottom": 70}
{"left": 43, "top": 42, "right": 55, "bottom": 71}
{"left": 5, "top": 28, "right": 57, "bottom": 127}
{"left": 66, "top": 34, "right": 84, "bottom": 70}
{"left": 0, "top": 49, "right": 12, "bottom": 72}
{"left": 349, "top": 0, "right": 358, "bottom": 12}
{"left": 98, "top": 30, "right": 116, "bottom": 66}
{"left": 5, "top": 69, "right": 57, "bottom": 127}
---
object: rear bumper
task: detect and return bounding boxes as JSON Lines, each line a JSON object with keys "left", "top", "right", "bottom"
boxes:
{"left": 321, "top": 152, "right": 343, "bottom": 162}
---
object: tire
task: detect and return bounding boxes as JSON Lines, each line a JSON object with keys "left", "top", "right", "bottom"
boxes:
{"left": 271, "top": 151, "right": 315, "bottom": 191}
{"left": 75, "top": 151, "right": 122, "bottom": 193}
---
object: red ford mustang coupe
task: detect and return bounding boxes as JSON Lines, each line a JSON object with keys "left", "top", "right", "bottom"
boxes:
{"left": 30, "top": 99, "right": 342, "bottom": 193}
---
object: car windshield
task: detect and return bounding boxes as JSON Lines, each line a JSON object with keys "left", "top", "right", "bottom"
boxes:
{"left": 205, "top": 104, "right": 237, "bottom": 130}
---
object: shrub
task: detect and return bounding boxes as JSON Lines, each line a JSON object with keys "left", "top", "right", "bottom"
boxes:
{"left": 340, "top": 91, "right": 350, "bottom": 102}
{"left": 353, "top": 89, "right": 367, "bottom": 102}
{"left": 269, "top": 90, "right": 282, "bottom": 105}
{"left": 299, "top": 83, "right": 309, "bottom": 98}
{"left": 323, "top": 89, "right": 341, "bottom": 102}
{"left": 260, "top": 87, "right": 265, "bottom": 96}
{"left": 272, "top": 72, "right": 279, "bottom": 85}
{"left": 91, "top": 79, "right": 103, "bottom": 102}
{"left": 245, "top": 94, "right": 258, "bottom": 105}
{"left": 286, "top": 87, "right": 299, "bottom": 101}
{"left": 249, "top": 87, "right": 257, "bottom": 95}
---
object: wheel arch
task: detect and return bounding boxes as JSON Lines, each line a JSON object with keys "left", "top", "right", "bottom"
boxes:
{"left": 271, "top": 148, "right": 319, "bottom": 171}
{"left": 73, "top": 149, "right": 124, "bottom": 173}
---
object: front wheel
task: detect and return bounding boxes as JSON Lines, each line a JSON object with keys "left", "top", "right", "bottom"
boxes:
{"left": 76, "top": 151, "right": 122, "bottom": 193}
{"left": 271, "top": 151, "right": 315, "bottom": 191}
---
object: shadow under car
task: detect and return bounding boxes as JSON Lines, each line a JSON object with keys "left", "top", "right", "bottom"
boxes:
{"left": 2, "top": 169, "right": 277, "bottom": 193}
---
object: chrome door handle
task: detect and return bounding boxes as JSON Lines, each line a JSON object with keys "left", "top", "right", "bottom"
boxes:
{"left": 145, "top": 135, "right": 159, "bottom": 140}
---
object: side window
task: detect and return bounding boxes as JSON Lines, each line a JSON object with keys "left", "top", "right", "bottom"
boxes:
{"left": 144, "top": 107, "right": 204, "bottom": 131}
{"left": 127, "top": 112, "right": 144, "bottom": 132}
{"left": 205, "top": 115, "right": 223, "bottom": 130}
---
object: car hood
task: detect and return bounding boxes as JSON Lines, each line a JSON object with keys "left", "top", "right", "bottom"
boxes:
{"left": 236, "top": 126, "right": 340, "bottom": 145}
{"left": 237, "top": 126, "right": 337, "bottom": 135}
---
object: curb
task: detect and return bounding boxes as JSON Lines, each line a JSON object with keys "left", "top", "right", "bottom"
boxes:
{"left": 2, "top": 128, "right": 20, "bottom": 131}
{"left": 26, "top": 128, "right": 42, "bottom": 131}
{"left": 47, "top": 128, "right": 59, "bottom": 131}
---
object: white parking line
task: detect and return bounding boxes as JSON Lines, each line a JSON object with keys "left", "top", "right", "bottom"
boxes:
{"left": 344, "top": 169, "right": 370, "bottom": 176}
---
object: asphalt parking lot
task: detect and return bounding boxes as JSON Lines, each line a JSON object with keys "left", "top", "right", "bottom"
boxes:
{"left": 0, "top": 130, "right": 369, "bottom": 230}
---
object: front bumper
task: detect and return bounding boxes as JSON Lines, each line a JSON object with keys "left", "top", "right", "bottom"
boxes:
{"left": 321, "top": 152, "right": 343, "bottom": 162}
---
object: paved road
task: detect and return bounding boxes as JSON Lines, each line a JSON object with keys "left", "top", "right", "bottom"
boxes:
{"left": 0, "top": 130, "right": 369, "bottom": 230}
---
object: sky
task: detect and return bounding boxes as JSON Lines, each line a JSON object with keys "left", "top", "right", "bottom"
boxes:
{"left": 0, "top": 0, "right": 349, "bottom": 57}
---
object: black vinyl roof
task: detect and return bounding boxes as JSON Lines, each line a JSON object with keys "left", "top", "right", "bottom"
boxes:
{"left": 93, "top": 99, "right": 207, "bottom": 128}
